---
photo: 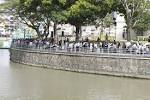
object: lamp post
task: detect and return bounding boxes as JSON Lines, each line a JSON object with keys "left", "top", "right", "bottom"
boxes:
{"left": 127, "top": 6, "right": 132, "bottom": 41}
{"left": 23, "top": 29, "right": 26, "bottom": 39}
{"left": 61, "top": 31, "right": 64, "bottom": 49}
{"left": 113, "top": 11, "right": 117, "bottom": 40}
{"left": 123, "top": 25, "right": 127, "bottom": 40}
{"left": 100, "top": 19, "right": 104, "bottom": 41}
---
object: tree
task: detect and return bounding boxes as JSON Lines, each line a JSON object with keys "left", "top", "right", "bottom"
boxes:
{"left": 133, "top": 12, "right": 150, "bottom": 36}
{"left": 16, "top": 0, "right": 68, "bottom": 40}
{"left": 3, "top": 0, "right": 115, "bottom": 41}
{"left": 103, "top": 13, "right": 114, "bottom": 40}
{"left": 16, "top": 0, "right": 45, "bottom": 39}
{"left": 66, "top": 0, "right": 113, "bottom": 41}
{"left": 115, "top": 0, "right": 150, "bottom": 41}
{"left": 103, "top": 13, "right": 114, "bottom": 30}
{"left": 49, "top": 0, "right": 68, "bottom": 40}
{"left": 0, "top": 0, "right": 19, "bottom": 10}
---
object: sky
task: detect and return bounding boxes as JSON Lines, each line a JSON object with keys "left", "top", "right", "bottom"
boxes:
{"left": 0, "top": 0, "right": 5, "bottom": 4}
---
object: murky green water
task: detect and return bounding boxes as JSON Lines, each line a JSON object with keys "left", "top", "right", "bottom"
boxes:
{"left": 0, "top": 49, "right": 150, "bottom": 100}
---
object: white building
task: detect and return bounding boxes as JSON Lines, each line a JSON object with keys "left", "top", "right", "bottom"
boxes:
{"left": 12, "top": 12, "right": 127, "bottom": 41}
{"left": 115, "top": 13, "right": 127, "bottom": 41}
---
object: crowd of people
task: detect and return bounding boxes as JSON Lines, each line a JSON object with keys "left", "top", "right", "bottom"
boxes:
{"left": 11, "top": 38, "right": 150, "bottom": 55}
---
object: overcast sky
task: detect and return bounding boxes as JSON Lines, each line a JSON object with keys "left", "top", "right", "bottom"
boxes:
{"left": 0, "top": 0, "right": 5, "bottom": 4}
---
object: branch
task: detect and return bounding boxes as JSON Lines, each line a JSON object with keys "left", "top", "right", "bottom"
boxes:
{"left": 19, "top": 14, "right": 40, "bottom": 33}
{"left": 132, "top": 1, "right": 148, "bottom": 21}
{"left": 120, "top": 0, "right": 130, "bottom": 16}
{"left": 132, "top": 19, "right": 140, "bottom": 27}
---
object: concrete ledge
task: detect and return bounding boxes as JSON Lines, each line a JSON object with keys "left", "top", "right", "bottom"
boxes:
{"left": 10, "top": 48, "right": 150, "bottom": 79}
{"left": 0, "top": 48, "right": 9, "bottom": 49}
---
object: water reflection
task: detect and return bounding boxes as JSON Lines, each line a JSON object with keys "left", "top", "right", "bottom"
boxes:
{"left": 0, "top": 49, "right": 150, "bottom": 100}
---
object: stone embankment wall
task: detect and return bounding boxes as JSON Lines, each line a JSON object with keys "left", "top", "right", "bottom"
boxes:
{"left": 10, "top": 48, "right": 150, "bottom": 79}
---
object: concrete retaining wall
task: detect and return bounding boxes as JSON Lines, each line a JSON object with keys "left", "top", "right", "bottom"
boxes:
{"left": 10, "top": 48, "right": 150, "bottom": 79}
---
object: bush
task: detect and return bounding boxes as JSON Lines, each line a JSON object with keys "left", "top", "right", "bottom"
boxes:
{"left": 0, "top": 41, "right": 3, "bottom": 47}
{"left": 137, "top": 36, "right": 149, "bottom": 41}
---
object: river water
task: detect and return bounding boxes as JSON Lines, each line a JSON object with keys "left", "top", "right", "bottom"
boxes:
{"left": 0, "top": 49, "right": 150, "bottom": 100}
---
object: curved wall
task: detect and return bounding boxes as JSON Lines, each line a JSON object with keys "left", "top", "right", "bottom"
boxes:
{"left": 10, "top": 48, "right": 150, "bottom": 79}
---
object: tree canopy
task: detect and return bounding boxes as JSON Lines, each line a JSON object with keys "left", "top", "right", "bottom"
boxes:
{"left": 112, "top": 0, "right": 150, "bottom": 40}
{"left": 15, "top": 0, "right": 115, "bottom": 41}
{"left": 133, "top": 12, "right": 150, "bottom": 35}
{"left": 1, "top": 0, "right": 149, "bottom": 41}
{"left": 0, "top": 0, "right": 19, "bottom": 11}
{"left": 16, "top": 0, "right": 68, "bottom": 39}
{"left": 66, "top": 0, "right": 114, "bottom": 41}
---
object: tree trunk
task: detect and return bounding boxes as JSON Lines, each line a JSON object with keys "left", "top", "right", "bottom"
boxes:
{"left": 45, "top": 22, "right": 50, "bottom": 40}
{"left": 126, "top": 26, "right": 131, "bottom": 41}
{"left": 126, "top": 23, "right": 135, "bottom": 41}
{"left": 53, "top": 23, "right": 57, "bottom": 37}
{"left": 75, "top": 25, "right": 81, "bottom": 42}
{"left": 126, "top": 13, "right": 132, "bottom": 41}
{"left": 35, "top": 28, "right": 42, "bottom": 39}
{"left": 53, "top": 22, "right": 57, "bottom": 44}
{"left": 125, "top": 9, "right": 136, "bottom": 41}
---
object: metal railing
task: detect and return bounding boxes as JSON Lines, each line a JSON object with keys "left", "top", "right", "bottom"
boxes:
{"left": 10, "top": 42, "right": 150, "bottom": 57}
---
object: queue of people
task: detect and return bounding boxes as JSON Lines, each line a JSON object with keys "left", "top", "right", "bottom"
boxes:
{"left": 11, "top": 38, "right": 150, "bottom": 55}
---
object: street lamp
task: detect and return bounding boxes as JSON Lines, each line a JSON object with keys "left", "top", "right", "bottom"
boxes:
{"left": 126, "top": 4, "right": 133, "bottom": 41}
{"left": 100, "top": 19, "right": 104, "bottom": 41}
{"left": 113, "top": 11, "right": 117, "bottom": 40}
{"left": 61, "top": 31, "right": 64, "bottom": 49}
{"left": 23, "top": 29, "right": 26, "bottom": 39}
{"left": 123, "top": 25, "right": 127, "bottom": 39}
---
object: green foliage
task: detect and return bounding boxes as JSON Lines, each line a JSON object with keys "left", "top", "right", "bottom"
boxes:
{"left": 49, "top": 0, "right": 68, "bottom": 23}
{"left": 51, "top": 10, "right": 67, "bottom": 23}
{"left": 67, "top": 0, "right": 112, "bottom": 26}
{"left": 9, "top": 0, "right": 118, "bottom": 41}
{"left": 16, "top": 0, "right": 69, "bottom": 39}
{"left": 65, "top": 0, "right": 114, "bottom": 41}
{"left": 59, "top": 0, "right": 67, "bottom": 5}
{"left": 137, "top": 36, "right": 149, "bottom": 41}
{"left": 111, "top": 0, "right": 150, "bottom": 40}
{"left": 103, "top": 13, "right": 114, "bottom": 27}
{"left": 0, "top": 0, "right": 19, "bottom": 10}
{"left": 110, "top": 0, "right": 125, "bottom": 14}
{"left": 133, "top": 13, "right": 150, "bottom": 34}
{"left": 0, "top": 41, "right": 3, "bottom": 47}
{"left": 67, "top": 0, "right": 98, "bottom": 25}
{"left": 16, "top": 0, "right": 48, "bottom": 38}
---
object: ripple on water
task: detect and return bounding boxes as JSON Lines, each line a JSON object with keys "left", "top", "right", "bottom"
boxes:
{"left": 1, "top": 50, "right": 150, "bottom": 100}
{"left": 0, "top": 96, "right": 41, "bottom": 100}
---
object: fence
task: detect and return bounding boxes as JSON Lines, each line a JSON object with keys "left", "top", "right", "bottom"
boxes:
{"left": 10, "top": 41, "right": 150, "bottom": 57}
